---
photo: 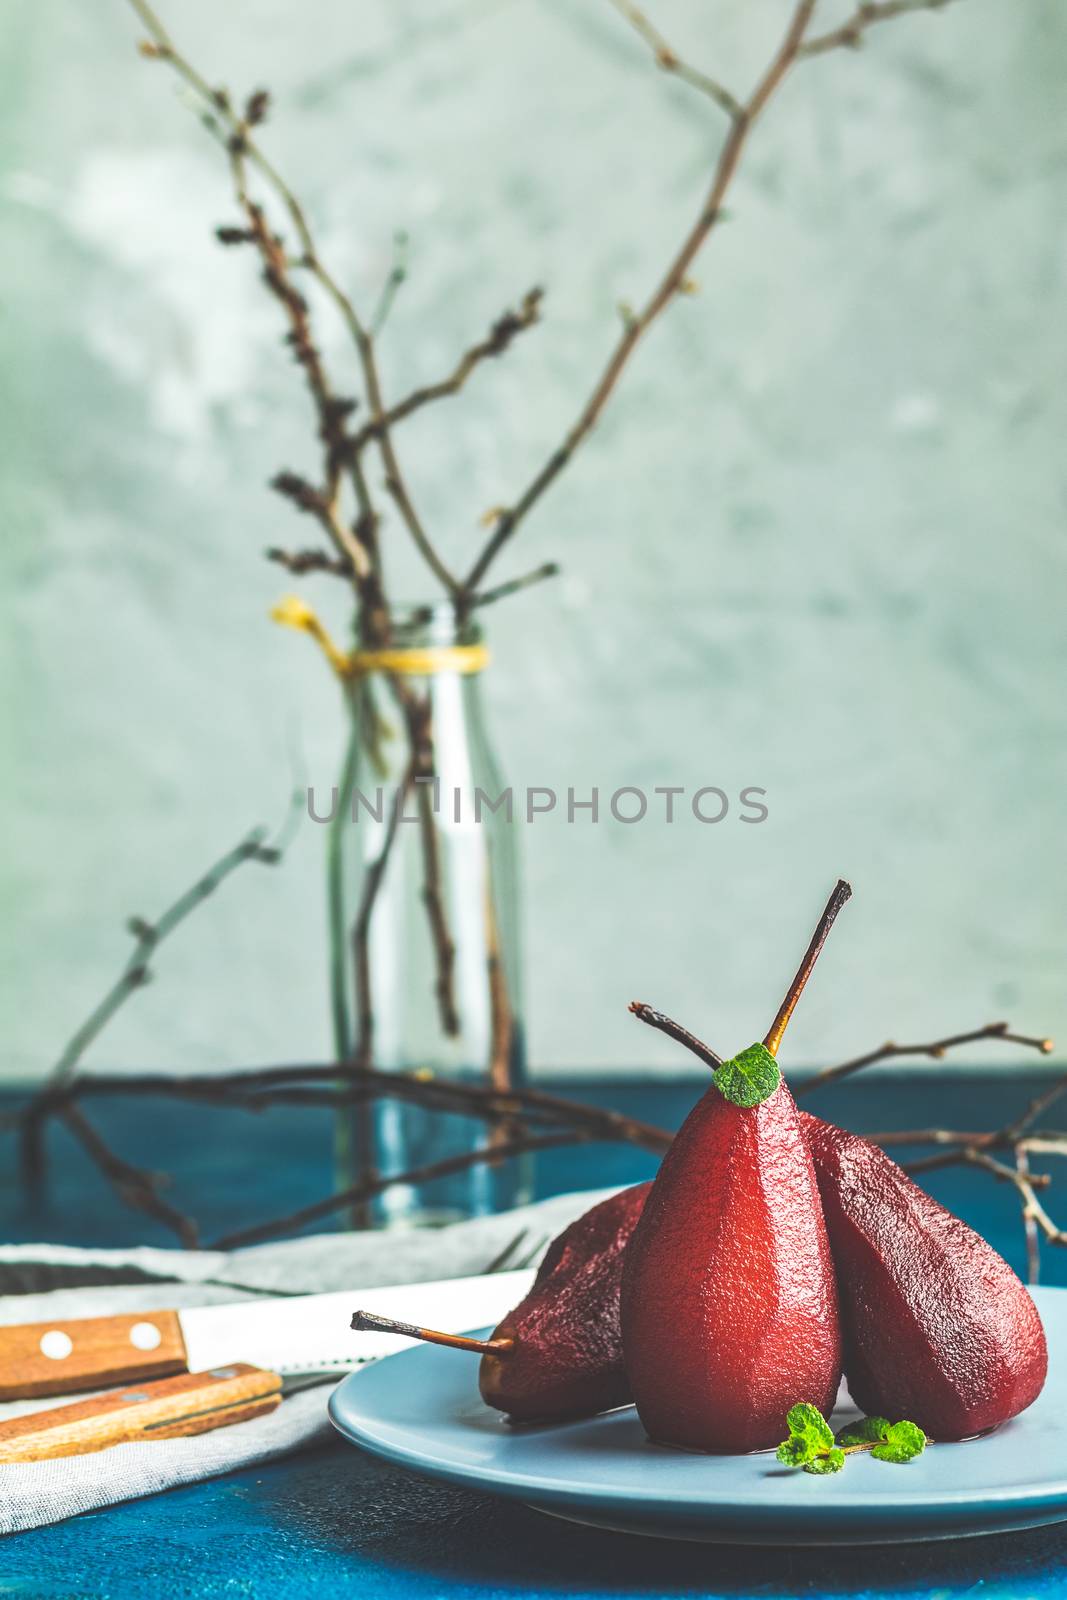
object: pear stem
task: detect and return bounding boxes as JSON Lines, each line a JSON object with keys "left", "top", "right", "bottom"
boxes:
{"left": 629, "top": 1002, "right": 723, "bottom": 1069}
{"left": 350, "top": 1308, "right": 514, "bottom": 1356}
{"left": 763, "top": 879, "right": 852, "bottom": 1057}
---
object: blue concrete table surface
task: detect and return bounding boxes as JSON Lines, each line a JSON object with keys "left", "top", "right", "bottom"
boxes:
{"left": 2, "top": 1070, "right": 1066, "bottom": 1599}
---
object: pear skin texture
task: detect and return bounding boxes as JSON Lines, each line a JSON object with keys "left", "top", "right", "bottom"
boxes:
{"left": 801, "top": 1113, "right": 1048, "bottom": 1440}
{"left": 478, "top": 1182, "right": 651, "bottom": 1423}
{"left": 621, "top": 1080, "right": 842, "bottom": 1453}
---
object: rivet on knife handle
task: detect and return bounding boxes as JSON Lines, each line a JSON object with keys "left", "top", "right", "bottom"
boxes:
{"left": 0, "top": 1310, "right": 188, "bottom": 1400}
{"left": 0, "top": 1364, "right": 283, "bottom": 1462}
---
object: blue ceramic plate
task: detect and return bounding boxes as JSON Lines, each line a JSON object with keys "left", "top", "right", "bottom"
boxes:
{"left": 329, "top": 1285, "right": 1066, "bottom": 1545}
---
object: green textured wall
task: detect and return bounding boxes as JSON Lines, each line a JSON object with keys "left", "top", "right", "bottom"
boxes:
{"left": 3, "top": 0, "right": 1065, "bottom": 1079}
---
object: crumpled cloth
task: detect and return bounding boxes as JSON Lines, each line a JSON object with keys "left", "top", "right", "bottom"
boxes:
{"left": 0, "top": 1186, "right": 615, "bottom": 1536}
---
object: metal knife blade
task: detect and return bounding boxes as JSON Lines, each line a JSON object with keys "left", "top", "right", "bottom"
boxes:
{"left": 176, "top": 1267, "right": 535, "bottom": 1375}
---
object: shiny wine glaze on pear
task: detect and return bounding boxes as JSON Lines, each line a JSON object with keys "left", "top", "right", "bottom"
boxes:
{"left": 801, "top": 1113, "right": 1048, "bottom": 1440}
{"left": 479, "top": 1182, "right": 651, "bottom": 1423}
{"left": 622, "top": 1080, "right": 842, "bottom": 1453}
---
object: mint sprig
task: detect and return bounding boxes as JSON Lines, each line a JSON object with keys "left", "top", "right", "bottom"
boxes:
{"left": 777, "top": 1405, "right": 927, "bottom": 1476}
{"left": 776, "top": 1403, "right": 841, "bottom": 1474}
{"left": 870, "top": 1421, "right": 927, "bottom": 1464}
{"left": 836, "top": 1415, "right": 926, "bottom": 1463}
{"left": 713, "top": 1042, "right": 781, "bottom": 1108}
{"left": 834, "top": 1416, "right": 892, "bottom": 1447}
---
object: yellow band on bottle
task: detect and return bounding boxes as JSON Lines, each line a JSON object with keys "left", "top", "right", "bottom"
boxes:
{"left": 270, "top": 595, "right": 490, "bottom": 678}
{"left": 346, "top": 645, "right": 490, "bottom": 676}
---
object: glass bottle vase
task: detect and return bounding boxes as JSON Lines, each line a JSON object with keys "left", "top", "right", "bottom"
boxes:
{"left": 326, "top": 604, "right": 530, "bottom": 1228}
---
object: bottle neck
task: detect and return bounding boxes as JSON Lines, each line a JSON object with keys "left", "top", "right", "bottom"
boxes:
{"left": 350, "top": 605, "right": 489, "bottom": 688}
{"left": 358, "top": 604, "right": 482, "bottom": 653}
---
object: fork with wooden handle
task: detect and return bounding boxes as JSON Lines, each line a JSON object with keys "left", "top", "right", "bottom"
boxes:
{"left": 0, "top": 1365, "right": 292, "bottom": 1462}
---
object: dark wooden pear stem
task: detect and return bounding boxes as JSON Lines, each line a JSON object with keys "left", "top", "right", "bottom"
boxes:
{"left": 764, "top": 879, "right": 853, "bottom": 1057}
{"left": 628, "top": 1002, "right": 723, "bottom": 1070}
{"left": 350, "top": 1309, "right": 513, "bottom": 1356}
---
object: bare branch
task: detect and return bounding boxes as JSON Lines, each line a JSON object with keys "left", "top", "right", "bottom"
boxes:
{"left": 266, "top": 546, "right": 353, "bottom": 578}
{"left": 461, "top": 1, "right": 818, "bottom": 598}
{"left": 22, "top": 1063, "right": 676, "bottom": 1156}
{"left": 966, "top": 1148, "right": 1067, "bottom": 1250}
{"left": 470, "top": 562, "right": 561, "bottom": 610}
{"left": 11, "top": 1001, "right": 1061, "bottom": 1253}
{"left": 50, "top": 807, "right": 300, "bottom": 1096}
{"left": 60, "top": 1105, "right": 200, "bottom": 1248}
{"left": 794, "top": 1022, "right": 1054, "bottom": 1097}
{"left": 606, "top": 0, "right": 744, "bottom": 120}
{"left": 128, "top": 0, "right": 456, "bottom": 598}
{"left": 370, "top": 230, "right": 409, "bottom": 337}
{"left": 799, "top": 0, "right": 961, "bottom": 58}
{"left": 350, "top": 290, "right": 543, "bottom": 453}
{"left": 210, "top": 1131, "right": 591, "bottom": 1250}
{"left": 4, "top": 796, "right": 302, "bottom": 1196}
{"left": 1016, "top": 1144, "right": 1042, "bottom": 1286}
{"left": 1002, "top": 1068, "right": 1067, "bottom": 1144}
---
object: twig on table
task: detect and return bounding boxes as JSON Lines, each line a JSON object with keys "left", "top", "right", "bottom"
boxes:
{"left": 60, "top": 1105, "right": 200, "bottom": 1249}
{"left": 52, "top": 817, "right": 297, "bottom": 1094}
{"left": 21, "top": 1063, "right": 676, "bottom": 1155}
{"left": 965, "top": 1148, "right": 1067, "bottom": 1252}
{"left": 1001, "top": 1069, "right": 1067, "bottom": 1144}
{"left": 9, "top": 795, "right": 302, "bottom": 1191}
{"left": 9, "top": 1006, "right": 1062, "bottom": 1252}
{"left": 794, "top": 1022, "right": 1053, "bottom": 1097}
{"left": 210, "top": 1131, "right": 592, "bottom": 1250}
{"left": 1016, "top": 1145, "right": 1042, "bottom": 1286}
{"left": 818, "top": 1036, "right": 1065, "bottom": 1270}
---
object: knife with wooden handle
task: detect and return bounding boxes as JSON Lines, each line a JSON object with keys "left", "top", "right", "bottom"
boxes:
{"left": 0, "top": 1365, "right": 289, "bottom": 1462}
{"left": 0, "top": 1268, "right": 534, "bottom": 1401}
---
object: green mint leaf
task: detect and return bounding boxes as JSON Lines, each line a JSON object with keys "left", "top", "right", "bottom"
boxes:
{"left": 886, "top": 1420, "right": 926, "bottom": 1452}
{"left": 776, "top": 1436, "right": 817, "bottom": 1467}
{"left": 871, "top": 1420, "right": 926, "bottom": 1463}
{"left": 778, "top": 1403, "right": 839, "bottom": 1470}
{"left": 835, "top": 1416, "right": 891, "bottom": 1448}
{"left": 784, "top": 1403, "right": 834, "bottom": 1450}
{"left": 713, "top": 1042, "right": 781, "bottom": 1108}
{"left": 871, "top": 1443, "right": 916, "bottom": 1464}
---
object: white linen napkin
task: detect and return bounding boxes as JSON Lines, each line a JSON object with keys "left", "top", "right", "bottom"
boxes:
{"left": 0, "top": 1186, "right": 617, "bottom": 1536}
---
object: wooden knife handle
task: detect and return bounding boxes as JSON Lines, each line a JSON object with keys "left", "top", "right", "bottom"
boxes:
{"left": 0, "top": 1310, "right": 188, "bottom": 1400}
{"left": 0, "top": 1365, "right": 283, "bottom": 1461}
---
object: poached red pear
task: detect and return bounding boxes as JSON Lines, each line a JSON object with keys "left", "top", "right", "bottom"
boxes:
{"left": 621, "top": 882, "right": 851, "bottom": 1452}
{"left": 480, "top": 1181, "right": 650, "bottom": 1421}
{"left": 352, "top": 1181, "right": 650, "bottom": 1423}
{"left": 801, "top": 1112, "right": 1048, "bottom": 1439}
